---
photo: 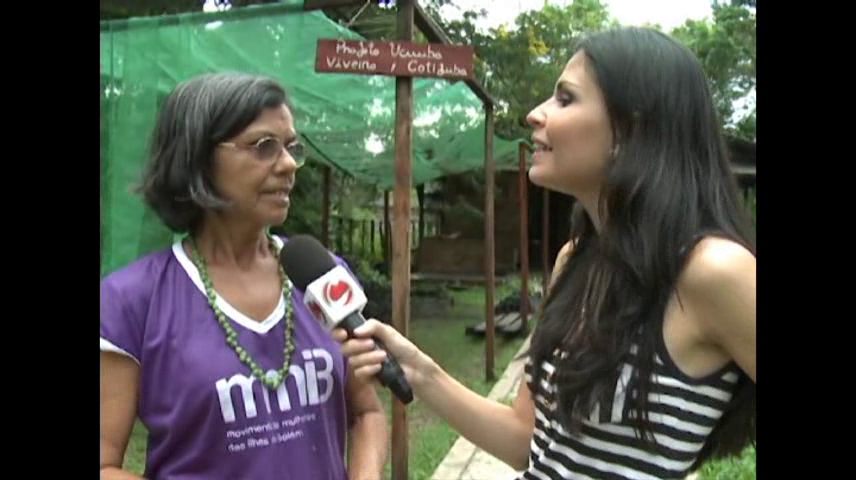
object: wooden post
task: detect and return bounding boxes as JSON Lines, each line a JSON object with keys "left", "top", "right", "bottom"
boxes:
{"left": 360, "top": 219, "right": 367, "bottom": 255}
{"left": 417, "top": 183, "right": 425, "bottom": 246}
{"left": 370, "top": 219, "right": 376, "bottom": 256}
{"left": 308, "top": 6, "right": 490, "bottom": 476}
{"left": 347, "top": 218, "right": 354, "bottom": 254}
{"left": 518, "top": 142, "right": 530, "bottom": 334}
{"left": 321, "top": 165, "right": 331, "bottom": 247}
{"left": 542, "top": 188, "right": 551, "bottom": 281}
{"left": 384, "top": 191, "right": 391, "bottom": 272}
{"left": 484, "top": 103, "right": 496, "bottom": 382}
{"left": 392, "top": 1, "right": 414, "bottom": 478}
{"left": 336, "top": 216, "right": 344, "bottom": 253}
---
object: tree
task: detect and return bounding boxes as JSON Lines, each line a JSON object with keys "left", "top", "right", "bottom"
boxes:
{"left": 101, "top": 0, "right": 455, "bottom": 22}
{"left": 425, "top": 0, "right": 754, "bottom": 226}
{"left": 441, "top": 0, "right": 615, "bottom": 140}
{"left": 431, "top": 0, "right": 755, "bottom": 141}
{"left": 671, "top": 1, "right": 756, "bottom": 140}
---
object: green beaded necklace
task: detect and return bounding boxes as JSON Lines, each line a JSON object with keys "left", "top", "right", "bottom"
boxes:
{"left": 187, "top": 232, "right": 296, "bottom": 390}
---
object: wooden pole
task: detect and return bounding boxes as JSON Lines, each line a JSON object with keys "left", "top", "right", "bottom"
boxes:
{"left": 347, "top": 218, "right": 354, "bottom": 254}
{"left": 321, "top": 165, "right": 331, "bottom": 247}
{"left": 542, "top": 188, "right": 551, "bottom": 281}
{"left": 383, "top": 191, "right": 391, "bottom": 272}
{"left": 360, "top": 219, "right": 367, "bottom": 255}
{"left": 518, "top": 142, "right": 530, "bottom": 334}
{"left": 370, "top": 220, "right": 376, "bottom": 256}
{"left": 417, "top": 184, "right": 425, "bottom": 246}
{"left": 392, "top": 0, "right": 414, "bottom": 478}
{"left": 483, "top": 103, "right": 496, "bottom": 382}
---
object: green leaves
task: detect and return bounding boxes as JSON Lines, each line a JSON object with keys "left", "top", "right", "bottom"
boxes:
{"left": 672, "top": 2, "right": 756, "bottom": 139}
{"left": 436, "top": 0, "right": 754, "bottom": 142}
{"left": 440, "top": 1, "right": 614, "bottom": 140}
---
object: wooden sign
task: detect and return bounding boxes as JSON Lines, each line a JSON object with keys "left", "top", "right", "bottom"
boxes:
{"left": 315, "top": 39, "right": 475, "bottom": 80}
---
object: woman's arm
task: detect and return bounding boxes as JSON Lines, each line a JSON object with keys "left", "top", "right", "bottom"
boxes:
{"left": 336, "top": 239, "right": 578, "bottom": 470}
{"left": 341, "top": 328, "right": 536, "bottom": 470}
{"left": 344, "top": 367, "right": 388, "bottom": 480}
{"left": 679, "top": 237, "right": 756, "bottom": 382}
{"left": 101, "top": 352, "right": 146, "bottom": 479}
{"left": 419, "top": 358, "right": 537, "bottom": 470}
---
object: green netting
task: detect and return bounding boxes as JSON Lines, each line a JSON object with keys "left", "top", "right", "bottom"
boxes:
{"left": 100, "top": 0, "right": 525, "bottom": 276}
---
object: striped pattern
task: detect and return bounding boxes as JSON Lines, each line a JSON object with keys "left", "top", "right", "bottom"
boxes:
{"left": 518, "top": 346, "right": 740, "bottom": 480}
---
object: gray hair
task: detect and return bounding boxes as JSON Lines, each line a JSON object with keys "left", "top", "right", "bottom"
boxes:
{"left": 136, "top": 72, "right": 291, "bottom": 232}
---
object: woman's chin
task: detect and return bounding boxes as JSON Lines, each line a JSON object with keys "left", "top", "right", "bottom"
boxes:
{"left": 527, "top": 165, "right": 549, "bottom": 188}
{"left": 257, "top": 209, "right": 289, "bottom": 229}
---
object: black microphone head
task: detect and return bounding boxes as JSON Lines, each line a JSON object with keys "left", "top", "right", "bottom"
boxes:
{"left": 280, "top": 234, "right": 338, "bottom": 291}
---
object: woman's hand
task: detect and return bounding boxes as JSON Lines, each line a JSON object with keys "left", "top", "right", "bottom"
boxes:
{"left": 332, "top": 319, "right": 435, "bottom": 389}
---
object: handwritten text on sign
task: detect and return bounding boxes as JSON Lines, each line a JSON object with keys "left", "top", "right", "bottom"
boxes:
{"left": 315, "top": 39, "right": 474, "bottom": 80}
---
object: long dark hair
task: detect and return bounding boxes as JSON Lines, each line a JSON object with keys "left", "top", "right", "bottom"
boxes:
{"left": 526, "top": 27, "right": 755, "bottom": 470}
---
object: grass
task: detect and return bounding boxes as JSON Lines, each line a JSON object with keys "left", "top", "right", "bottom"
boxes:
{"left": 124, "top": 420, "right": 148, "bottom": 474}
{"left": 379, "top": 284, "right": 527, "bottom": 479}
{"left": 698, "top": 445, "right": 756, "bottom": 480}
{"left": 118, "top": 282, "right": 755, "bottom": 479}
{"left": 121, "top": 284, "right": 527, "bottom": 479}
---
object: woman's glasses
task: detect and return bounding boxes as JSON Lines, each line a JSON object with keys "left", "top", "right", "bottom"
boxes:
{"left": 220, "top": 136, "right": 306, "bottom": 168}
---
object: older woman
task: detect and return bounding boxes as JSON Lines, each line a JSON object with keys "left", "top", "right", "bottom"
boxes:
{"left": 100, "top": 72, "right": 388, "bottom": 480}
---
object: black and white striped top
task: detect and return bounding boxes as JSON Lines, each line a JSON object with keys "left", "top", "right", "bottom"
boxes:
{"left": 518, "top": 334, "right": 741, "bottom": 480}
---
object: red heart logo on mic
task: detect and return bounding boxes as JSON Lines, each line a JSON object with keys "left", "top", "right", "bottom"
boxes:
{"left": 329, "top": 281, "right": 350, "bottom": 303}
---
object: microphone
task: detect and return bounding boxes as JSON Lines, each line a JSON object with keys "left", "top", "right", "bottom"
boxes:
{"left": 280, "top": 234, "right": 414, "bottom": 404}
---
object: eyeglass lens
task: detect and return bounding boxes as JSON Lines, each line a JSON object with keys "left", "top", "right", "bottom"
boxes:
{"left": 257, "top": 138, "right": 305, "bottom": 165}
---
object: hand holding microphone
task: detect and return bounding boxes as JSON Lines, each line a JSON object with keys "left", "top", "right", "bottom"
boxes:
{"left": 331, "top": 319, "right": 432, "bottom": 392}
{"left": 280, "top": 235, "right": 417, "bottom": 404}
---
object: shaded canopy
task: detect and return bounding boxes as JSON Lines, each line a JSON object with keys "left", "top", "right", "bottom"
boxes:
{"left": 100, "top": 0, "right": 525, "bottom": 275}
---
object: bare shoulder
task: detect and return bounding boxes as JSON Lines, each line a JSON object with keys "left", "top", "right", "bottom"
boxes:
{"left": 680, "top": 236, "right": 756, "bottom": 292}
{"left": 677, "top": 236, "right": 756, "bottom": 381}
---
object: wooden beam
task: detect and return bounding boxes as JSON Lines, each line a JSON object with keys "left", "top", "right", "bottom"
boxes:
{"left": 483, "top": 102, "right": 496, "bottom": 382}
{"left": 302, "top": 0, "right": 365, "bottom": 10}
{"left": 412, "top": 1, "right": 495, "bottom": 107}
{"left": 384, "top": 191, "right": 391, "bottom": 272}
{"left": 731, "top": 165, "right": 756, "bottom": 176}
{"left": 392, "top": 1, "right": 414, "bottom": 479}
{"left": 542, "top": 189, "right": 550, "bottom": 281}
{"left": 517, "top": 142, "right": 530, "bottom": 334}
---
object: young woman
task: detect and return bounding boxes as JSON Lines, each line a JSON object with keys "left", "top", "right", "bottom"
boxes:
{"left": 334, "top": 27, "right": 755, "bottom": 480}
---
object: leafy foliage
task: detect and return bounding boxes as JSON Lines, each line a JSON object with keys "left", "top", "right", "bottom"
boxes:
{"left": 430, "top": 0, "right": 755, "bottom": 208}
{"left": 101, "top": 0, "right": 755, "bottom": 253}
{"left": 441, "top": 0, "right": 614, "bottom": 140}
{"left": 699, "top": 444, "right": 756, "bottom": 479}
{"left": 671, "top": 1, "right": 756, "bottom": 140}
{"left": 433, "top": 0, "right": 755, "bottom": 142}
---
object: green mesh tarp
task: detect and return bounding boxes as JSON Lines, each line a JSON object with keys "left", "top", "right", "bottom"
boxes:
{"left": 100, "top": 0, "right": 525, "bottom": 276}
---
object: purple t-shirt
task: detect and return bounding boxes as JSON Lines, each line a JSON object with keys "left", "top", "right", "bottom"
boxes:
{"left": 100, "top": 236, "right": 354, "bottom": 480}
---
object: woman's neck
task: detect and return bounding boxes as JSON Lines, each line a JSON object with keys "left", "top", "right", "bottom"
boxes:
{"left": 190, "top": 219, "right": 273, "bottom": 270}
{"left": 574, "top": 192, "right": 603, "bottom": 234}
